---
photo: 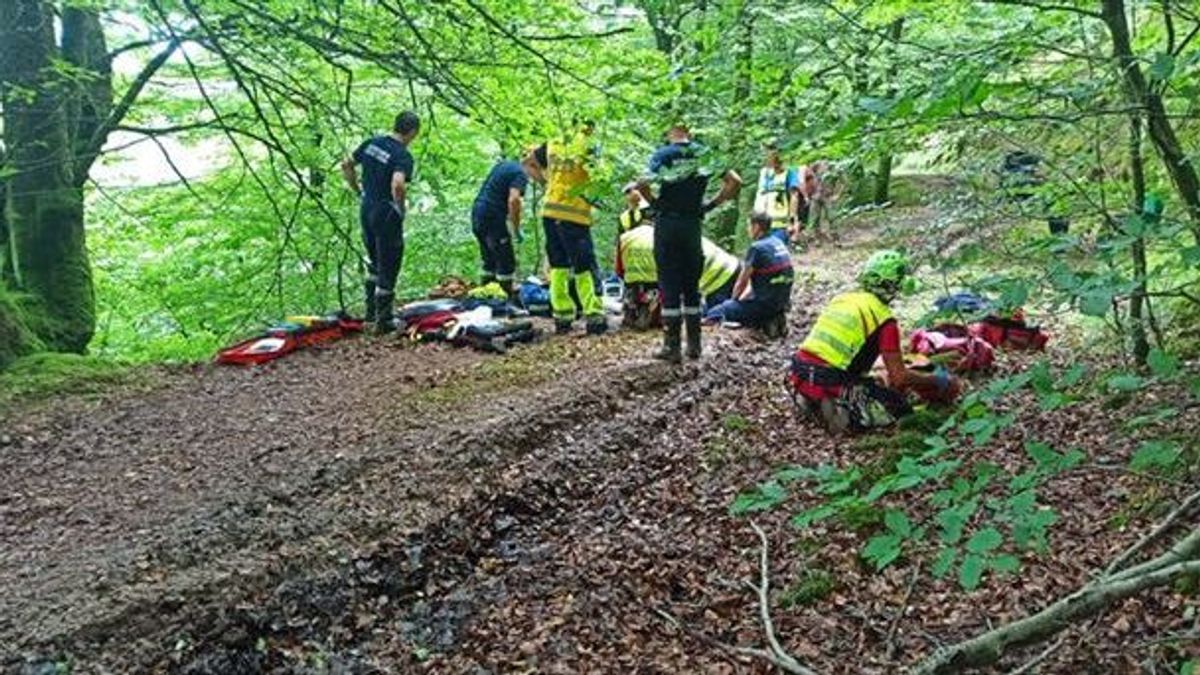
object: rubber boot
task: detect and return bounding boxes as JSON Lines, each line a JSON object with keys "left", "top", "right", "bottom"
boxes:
{"left": 685, "top": 313, "right": 702, "bottom": 360}
{"left": 555, "top": 319, "right": 574, "bottom": 335}
{"left": 374, "top": 291, "right": 395, "bottom": 335}
{"left": 363, "top": 279, "right": 377, "bottom": 323}
{"left": 586, "top": 316, "right": 608, "bottom": 336}
{"left": 655, "top": 317, "right": 682, "bottom": 364}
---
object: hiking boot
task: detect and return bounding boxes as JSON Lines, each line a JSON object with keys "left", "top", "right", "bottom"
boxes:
{"left": 374, "top": 292, "right": 396, "bottom": 335}
{"left": 554, "top": 319, "right": 573, "bottom": 335}
{"left": 655, "top": 317, "right": 682, "bottom": 364}
{"left": 586, "top": 317, "right": 608, "bottom": 336}
{"left": 684, "top": 314, "right": 702, "bottom": 359}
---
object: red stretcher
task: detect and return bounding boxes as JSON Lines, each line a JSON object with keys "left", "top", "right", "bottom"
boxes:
{"left": 216, "top": 315, "right": 364, "bottom": 365}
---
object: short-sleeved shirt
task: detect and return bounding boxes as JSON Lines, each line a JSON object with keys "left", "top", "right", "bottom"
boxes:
{"left": 746, "top": 236, "right": 794, "bottom": 310}
{"left": 795, "top": 320, "right": 900, "bottom": 400}
{"left": 473, "top": 160, "right": 529, "bottom": 224}
{"left": 647, "top": 141, "right": 711, "bottom": 216}
{"left": 353, "top": 135, "right": 414, "bottom": 203}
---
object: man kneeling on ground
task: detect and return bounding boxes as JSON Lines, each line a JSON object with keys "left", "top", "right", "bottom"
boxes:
{"left": 616, "top": 220, "right": 741, "bottom": 330}
{"left": 705, "top": 211, "right": 794, "bottom": 331}
{"left": 789, "top": 249, "right": 962, "bottom": 433}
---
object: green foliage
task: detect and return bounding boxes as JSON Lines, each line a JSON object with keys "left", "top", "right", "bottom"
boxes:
{"left": 779, "top": 568, "right": 838, "bottom": 609}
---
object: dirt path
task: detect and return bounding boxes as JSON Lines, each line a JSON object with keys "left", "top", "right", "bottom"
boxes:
{"left": 3, "top": 214, "right": 1195, "bottom": 674}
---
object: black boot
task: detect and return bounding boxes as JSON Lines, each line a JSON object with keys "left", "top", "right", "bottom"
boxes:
{"left": 363, "top": 279, "right": 377, "bottom": 323}
{"left": 374, "top": 291, "right": 395, "bottom": 335}
{"left": 655, "top": 317, "right": 682, "bottom": 364}
{"left": 554, "top": 319, "right": 573, "bottom": 335}
{"left": 685, "top": 313, "right": 702, "bottom": 359}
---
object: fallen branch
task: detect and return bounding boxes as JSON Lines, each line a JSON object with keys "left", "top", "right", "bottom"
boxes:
{"left": 1106, "top": 489, "right": 1200, "bottom": 576}
{"left": 1005, "top": 636, "right": 1064, "bottom": 675}
{"left": 912, "top": 557, "right": 1200, "bottom": 674}
{"left": 885, "top": 562, "right": 922, "bottom": 661}
{"left": 748, "top": 521, "right": 820, "bottom": 675}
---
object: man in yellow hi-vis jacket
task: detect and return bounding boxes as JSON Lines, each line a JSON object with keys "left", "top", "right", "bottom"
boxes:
{"left": 526, "top": 123, "right": 606, "bottom": 336}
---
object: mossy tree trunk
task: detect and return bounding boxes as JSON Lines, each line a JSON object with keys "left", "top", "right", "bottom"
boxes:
{"left": 0, "top": 1, "right": 117, "bottom": 353}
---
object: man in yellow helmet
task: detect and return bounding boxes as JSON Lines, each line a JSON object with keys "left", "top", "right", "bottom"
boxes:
{"left": 789, "top": 250, "right": 962, "bottom": 432}
{"left": 614, "top": 220, "right": 741, "bottom": 329}
{"left": 527, "top": 122, "right": 606, "bottom": 336}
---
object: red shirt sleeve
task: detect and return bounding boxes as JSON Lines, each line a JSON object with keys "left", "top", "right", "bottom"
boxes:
{"left": 878, "top": 319, "right": 901, "bottom": 354}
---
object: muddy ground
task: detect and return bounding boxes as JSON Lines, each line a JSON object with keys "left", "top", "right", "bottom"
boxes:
{"left": 2, "top": 213, "right": 1197, "bottom": 674}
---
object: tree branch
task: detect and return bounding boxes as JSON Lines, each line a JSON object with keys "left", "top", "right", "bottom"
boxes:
{"left": 83, "top": 38, "right": 180, "bottom": 172}
{"left": 982, "top": 0, "right": 1103, "bottom": 19}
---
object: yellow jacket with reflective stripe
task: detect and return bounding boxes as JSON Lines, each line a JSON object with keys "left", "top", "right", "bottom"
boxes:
{"left": 543, "top": 135, "right": 593, "bottom": 226}
{"left": 618, "top": 225, "right": 740, "bottom": 295}
{"left": 619, "top": 207, "right": 646, "bottom": 233}
{"left": 699, "top": 238, "right": 739, "bottom": 295}
{"left": 800, "top": 291, "right": 893, "bottom": 370}
{"left": 618, "top": 225, "right": 657, "bottom": 284}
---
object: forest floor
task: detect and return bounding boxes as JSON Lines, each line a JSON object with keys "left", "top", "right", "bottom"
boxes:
{"left": 2, "top": 208, "right": 1198, "bottom": 675}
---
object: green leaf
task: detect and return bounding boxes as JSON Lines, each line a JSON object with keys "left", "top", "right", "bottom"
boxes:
{"left": 959, "top": 554, "right": 986, "bottom": 590}
{"left": 1079, "top": 290, "right": 1114, "bottom": 317}
{"left": 858, "top": 96, "right": 895, "bottom": 115}
{"left": 1130, "top": 441, "right": 1182, "bottom": 472}
{"left": 931, "top": 547, "right": 957, "bottom": 578}
{"left": 1058, "top": 364, "right": 1086, "bottom": 388}
{"left": 1148, "top": 349, "right": 1180, "bottom": 379}
{"left": 730, "top": 481, "right": 787, "bottom": 515}
{"left": 966, "top": 527, "right": 1003, "bottom": 554}
{"left": 1149, "top": 52, "right": 1176, "bottom": 81}
{"left": 989, "top": 554, "right": 1021, "bottom": 574}
{"left": 1107, "top": 374, "right": 1144, "bottom": 392}
{"left": 885, "top": 509, "right": 913, "bottom": 537}
{"left": 863, "top": 533, "right": 903, "bottom": 570}
{"left": 1180, "top": 659, "right": 1198, "bottom": 675}
{"left": 791, "top": 503, "right": 838, "bottom": 529}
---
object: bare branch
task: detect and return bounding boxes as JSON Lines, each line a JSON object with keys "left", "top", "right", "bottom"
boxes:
{"left": 1106, "top": 489, "right": 1200, "bottom": 576}
{"left": 982, "top": 0, "right": 1104, "bottom": 19}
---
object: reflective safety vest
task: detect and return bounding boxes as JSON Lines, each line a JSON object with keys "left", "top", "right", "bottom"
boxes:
{"left": 543, "top": 135, "right": 593, "bottom": 226}
{"left": 619, "top": 207, "right": 646, "bottom": 233}
{"left": 700, "top": 239, "right": 739, "bottom": 295}
{"left": 755, "top": 167, "right": 796, "bottom": 222}
{"left": 618, "top": 226, "right": 657, "bottom": 284}
{"left": 618, "top": 225, "right": 739, "bottom": 295}
{"left": 800, "top": 291, "right": 893, "bottom": 370}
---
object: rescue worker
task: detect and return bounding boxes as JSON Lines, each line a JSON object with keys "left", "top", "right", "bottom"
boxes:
{"left": 614, "top": 221, "right": 741, "bottom": 329}
{"left": 527, "top": 123, "right": 606, "bottom": 335}
{"left": 705, "top": 211, "right": 794, "bottom": 330}
{"left": 471, "top": 155, "right": 534, "bottom": 302}
{"left": 341, "top": 110, "right": 420, "bottom": 333}
{"left": 619, "top": 181, "right": 651, "bottom": 233}
{"left": 789, "top": 250, "right": 962, "bottom": 433}
{"left": 753, "top": 141, "right": 802, "bottom": 243}
{"left": 637, "top": 123, "right": 742, "bottom": 363}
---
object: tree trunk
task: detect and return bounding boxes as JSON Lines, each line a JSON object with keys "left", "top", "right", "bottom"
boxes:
{"left": 0, "top": 0, "right": 102, "bottom": 352}
{"left": 1127, "top": 113, "right": 1150, "bottom": 367}
{"left": 872, "top": 18, "right": 904, "bottom": 206}
{"left": 713, "top": 0, "right": 753, "bottom": 247}
{"left": 1101, "top": 0, "right": 1200, "bottom": 245}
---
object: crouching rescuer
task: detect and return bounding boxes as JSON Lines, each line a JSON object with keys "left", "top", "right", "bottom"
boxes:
{"left": 705, "top": 211, "right": 794, "bottom": 331}
{"left": 789, "top": 250, "right": 962, "bottom": 432}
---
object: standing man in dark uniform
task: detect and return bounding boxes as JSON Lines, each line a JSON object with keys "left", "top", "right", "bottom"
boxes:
{"left": 471, "top": 156, "right": 534, "bottom": 302}
{"left": 341, "top": 110, "right": 421, "bottom": 333}
{"left": 638, "top": 123, "right": 742, "bottom": 362}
